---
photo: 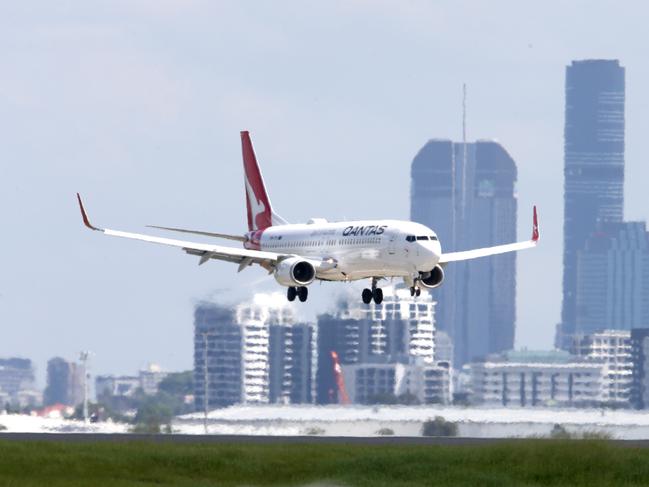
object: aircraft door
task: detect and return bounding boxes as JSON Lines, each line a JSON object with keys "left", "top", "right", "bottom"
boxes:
{"left": 387, "top": 232, "right": 397, "bottom": 256}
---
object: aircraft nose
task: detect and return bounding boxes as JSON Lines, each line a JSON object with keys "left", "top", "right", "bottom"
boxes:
{"left": 419, "top": 242, "right": 441, "bottom": 266}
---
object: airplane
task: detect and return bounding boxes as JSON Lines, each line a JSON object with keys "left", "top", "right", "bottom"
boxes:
{"left": 77, "top": 131, "right": 539, "bottom": 304}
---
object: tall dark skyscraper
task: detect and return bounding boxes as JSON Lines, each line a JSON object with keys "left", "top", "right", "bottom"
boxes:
{"left": 411, "top": 140, "right": 517, "bottom": 366}
{"left": 558, "top": 59, "right": 626, "bottom": 348}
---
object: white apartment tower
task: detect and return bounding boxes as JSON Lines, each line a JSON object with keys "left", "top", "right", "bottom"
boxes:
{"left": 194, "top": 293, "right": 314, "bottom": 409}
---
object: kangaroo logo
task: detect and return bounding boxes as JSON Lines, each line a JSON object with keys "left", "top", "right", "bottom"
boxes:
{"left": 245, "top": 176, "right": 266, "bottom": 231}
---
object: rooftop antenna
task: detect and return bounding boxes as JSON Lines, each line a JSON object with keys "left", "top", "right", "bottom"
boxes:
{"left": 462, "top": 83, "right": 468, "bottom": 218}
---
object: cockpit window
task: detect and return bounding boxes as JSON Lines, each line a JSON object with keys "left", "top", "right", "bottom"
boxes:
{"left": 416, "top": 236, "right": 429, "bottom": 241}
{"left": 430, "top": 235, "right": 438, "bottom": 241}
{"left": 406, "top": 235, "right": 416, "bottom": 242}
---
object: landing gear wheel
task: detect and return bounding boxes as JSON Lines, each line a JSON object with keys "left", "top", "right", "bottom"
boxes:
{"left": 373, "top": 288, "right": 383, "bottom": 304}
{"left": 415, "top": 288, "right": 421, "bottom": 297}
{"left": 410, "top": 287, "right": 416, "bottom": 297}
{"left": 287, "top": 287, "right": 297, "bottom": 302}
{"left": 362, "top": 288, "right": 373, "bottom": 304}
{"left": 297, "top": 286, "right": 308, "bottom": 302}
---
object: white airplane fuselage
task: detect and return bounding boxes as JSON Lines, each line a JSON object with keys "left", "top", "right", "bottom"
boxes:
{"left": 245, "top": 219, "right": 442, "bottom": 282}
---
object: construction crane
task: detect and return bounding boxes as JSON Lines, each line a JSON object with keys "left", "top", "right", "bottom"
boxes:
{"left": 330, "top": 351, "right": 350, "bottom": 405}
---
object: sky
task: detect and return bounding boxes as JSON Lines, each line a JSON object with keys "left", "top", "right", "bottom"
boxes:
{"left": 1, "top": 1, "right": 648, "bottom": 385}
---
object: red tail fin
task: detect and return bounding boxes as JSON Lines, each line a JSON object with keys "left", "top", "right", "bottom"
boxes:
{"left": 241, "top": 131, "right": 273, "bottom": 232}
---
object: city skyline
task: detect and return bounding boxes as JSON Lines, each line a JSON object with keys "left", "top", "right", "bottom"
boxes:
{"left": 3, "top": 2, "right": 649, "bottom": 383}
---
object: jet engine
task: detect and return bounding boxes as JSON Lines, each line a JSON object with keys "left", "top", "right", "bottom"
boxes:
{"left": 419, "top": 265, "right": 444, "bottom": 289}
{"left": 274, "top": 257, "right": 316, "bottom": 287}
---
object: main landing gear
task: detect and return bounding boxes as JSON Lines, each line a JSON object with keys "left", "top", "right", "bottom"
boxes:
{"left": 362, "top": 278, "right": 383, "bottom": 305}
{"left": 409, "top": 286, "right": 421, "bottom": 297}
{"left": 287, "top": 286, "right": 308, "bottom": 302}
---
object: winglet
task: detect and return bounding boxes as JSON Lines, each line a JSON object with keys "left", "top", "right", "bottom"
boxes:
{"left": 531, "top": 206, "right": 539, "bottom": 242}
{"left": 76, "top": 193, "right": 103, "bottom": 231}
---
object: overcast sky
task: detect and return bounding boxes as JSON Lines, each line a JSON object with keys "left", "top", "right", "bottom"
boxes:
{"left": 1, "top": 1, "right": 648, "bottom": 385}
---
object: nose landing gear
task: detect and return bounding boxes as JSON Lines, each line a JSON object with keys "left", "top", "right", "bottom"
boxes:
{"left": 409, "top": 286, "right": 421, "bottom": 297}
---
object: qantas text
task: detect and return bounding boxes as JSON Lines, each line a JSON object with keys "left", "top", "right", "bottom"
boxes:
{"left": 342, "top": 225, "right": 388, "bottom": 237}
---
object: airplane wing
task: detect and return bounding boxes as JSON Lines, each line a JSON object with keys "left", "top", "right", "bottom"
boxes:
{"left": 438, "top": 206, "right": 539, "bottom": 264}
{"left": 145, "top": 225, "right": 246, "bottom": 242}
{"left": 77, "top": 194, "right": 280, "bottom": 271}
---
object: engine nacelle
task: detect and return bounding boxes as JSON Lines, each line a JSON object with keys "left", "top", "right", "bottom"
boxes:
{"left": 419, "top": 265, "right": 445, "bottom": 289}
{"left": 274, "top": 258, "right": 316, "bottom": 287}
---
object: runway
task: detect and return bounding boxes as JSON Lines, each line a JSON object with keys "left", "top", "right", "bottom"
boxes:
{"left": 2, "top": 433, "right": 649, "bottom": 447}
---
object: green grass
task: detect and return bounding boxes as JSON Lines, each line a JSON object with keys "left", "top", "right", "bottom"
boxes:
{"left": 0, "top": 439, "right": 648, "bottom": 486}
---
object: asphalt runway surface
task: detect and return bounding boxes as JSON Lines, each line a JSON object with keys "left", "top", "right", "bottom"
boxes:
{"left": 2, "top": 433, "right": 649, "bottom": 447}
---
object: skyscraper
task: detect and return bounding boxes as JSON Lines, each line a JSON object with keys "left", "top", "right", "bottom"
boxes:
{"left": 411, "top": 140, "right": 517, "bottom": 366}
{"left": 558, "top": 59, "right": 626, "bottom": 348}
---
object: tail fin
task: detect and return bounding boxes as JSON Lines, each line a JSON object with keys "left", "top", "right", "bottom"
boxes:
{"left": 240, "top": 131, "right": 287, "bottom": 232}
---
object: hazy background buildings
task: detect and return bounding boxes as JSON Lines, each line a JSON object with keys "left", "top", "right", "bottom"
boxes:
{"left": 1, "top": 3, "right": 649, "bottom": 422}
{"left": 0, "top": 358, "right": 40, "bottom": 408}
{"left": 4, "top": 56, "right": 649, "bottom": 414}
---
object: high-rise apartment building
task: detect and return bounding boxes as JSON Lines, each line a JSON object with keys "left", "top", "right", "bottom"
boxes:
{"left": 193, "top": 293, "right": 314, "bottom": 410}
{"left": 411, "top": 139, "right": 517, "bottom": 366}
{"left": 631, "top": 328, "right": 649, "bottom": 409}
{"left": 316, "top": 286, "right": 437, "bottom": 404}
{"left": 0, "top": 358, "right": 40, "bottom": 408}
{"left": 268, "top": 321, "right": 313, "bottom": 404}
{"left": 43, "top": 357, "right": 84, "bottom": 407}
{"left": 570, "top": 329, "right": 633, "bottom": 405}
{"left": 558, "top": 59, "right": 626, "bottom": 348}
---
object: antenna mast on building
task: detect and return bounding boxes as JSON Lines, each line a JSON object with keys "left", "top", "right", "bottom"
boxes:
{"left": 462, "top": 83, "right": 468, "bottom": 218}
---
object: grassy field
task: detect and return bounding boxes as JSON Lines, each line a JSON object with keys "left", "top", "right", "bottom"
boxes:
{"left": 1, "top": 439, "right": 649, "bottom": 486}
